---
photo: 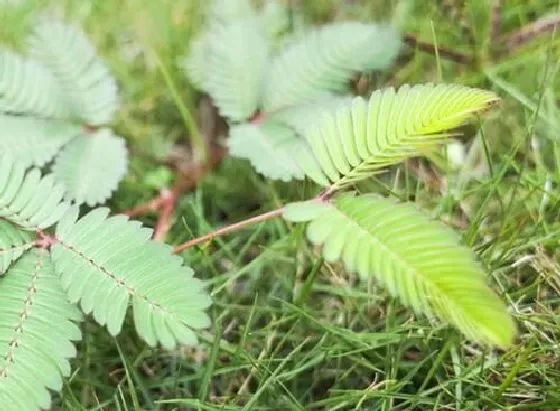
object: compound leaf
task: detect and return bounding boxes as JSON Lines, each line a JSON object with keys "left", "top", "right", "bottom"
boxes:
{"left": 0, "top": 250, "right": 81, "bottom": 411}
{"left": 300, "top": 83, "right": 500, "bottom": 190}
{"left": 0, "top": 219, "right": 34, "bottom": 275}
{"left": 262, "top": 22, "right": 401, "bottom": 112}
{"left": 29, "top": 20, "right": 119, "bottom": 126}
{"left": 0, "top": 152, "right": 69, "bottom": 230}
{"left": 285, "top": 194, "right": 516, "bottom": 347}
{"left": 52, "top": 128, "right": 128, "bottom": 206}
{"left": 0, "top": 115, "right": 80, "bottom": 167}
{"left": 50, "top": 208, "right": 212, "bottom": 349}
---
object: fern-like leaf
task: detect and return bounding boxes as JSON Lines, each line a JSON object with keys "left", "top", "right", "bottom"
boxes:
{"left": 0, "top": 250, "right": 81, "bottom": 410}
{"left": 298, "top": 84, "right": 500, "bottom": 190}
{"left": 52, "top": 128, "right": 128, "bottom": 206}
{"left": 29, "top": 20, "right": 119, "bottom": 126}
{"left": 0, "top": 115, "right": 80, "bottom": 167}
{"left": 189, "top": 18, "right": 269, "bottom": 121}
{"left": 0, "top": 50, "right": 72, "bottom": 119}
{"left": 0, "top": 152, "right": 69, "bottom": 230}
{"left": 228, "top": 122, "right": 307, "bottom": 181}
{"left": 262, "top": 22, "right": 401, "bottom": 112}
{"left": 50, "top": 208, "right": 212, "bottom": 349}
{"left": 284, "top": 194, "right": 516, "bottom": 347}
{"left": 0, "top": 219, "right": 34, "bottom": 274}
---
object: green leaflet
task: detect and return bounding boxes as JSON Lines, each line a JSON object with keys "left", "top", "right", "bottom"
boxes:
{"left": 0, "top": 115, "right": 80, "bottom": 167}
{"left": 262, "top": 22, "right": 401, "bottom": 112}
{"left": 50, "top": 207, "right": 212, "bottom": 349}
{"left": 0, "top": 49, "right": 72, "bottom": 119}
{"left": 0, "top": 152, "right": 69, "bottom": 230}
{"left": 0, "top": 219, "right": 34, "bottom": 274}
{"left": 52, "top": 128, "right": 128, "bottom": 206}
{"left": 299, "top": 83, "right": 500, "bottom": 190}
{"left": 0, "top": 250, "right": 82, "bottom": 411}
{"left": 228, "top": 122, "right": 308, "bottom": 181}
{"left": 283, "top": 200, "right": 330, "bottom": 222}
{"left": 288, "top": 193, "right": 515, "bottom": 347}
{"left": 182, "top": 31, "right": 212, "bottom": 89}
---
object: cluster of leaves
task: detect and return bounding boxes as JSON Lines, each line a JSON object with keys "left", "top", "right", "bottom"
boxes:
{"left": 0, "top": 20, "right": 126, "bottom": 206}
{"left": 183, "top": 0, "right": 401, "bottom": 181}
{"left": 185, "top": 0, "right": 516, "bottom": 347}
{"left": 0, "top": 19, "right": 211, "bottom": 410}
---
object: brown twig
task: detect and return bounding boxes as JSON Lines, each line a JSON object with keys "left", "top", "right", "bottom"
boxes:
{"left": 122, "top": 191, "right": 170, "bottom": 218}
{"left": 403, "top": 33, "right": 473, "bottom": 65}
{"left": 120, "top": 144, "right": 227, "bottom": 241}
{"left": 497, "top": 13, "right": 560, "bottom": 51}
{"left": 173, "top": 207, "right": 284, "bottom": 253}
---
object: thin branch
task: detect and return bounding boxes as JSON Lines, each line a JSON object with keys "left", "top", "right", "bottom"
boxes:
{"left": 497, "top": 14, "right": 560, "bottom": 51}
{"left": 173, "top": 207, "right": 284, "bottom": 253}
{"left": 123, "top": 190, "right": 170, "bottom": 218}
{"left": 153, "top": 188, "right": 178, "bottom": 242}
{"left": 403, "top": 33, "right": 473, "bottom": 65}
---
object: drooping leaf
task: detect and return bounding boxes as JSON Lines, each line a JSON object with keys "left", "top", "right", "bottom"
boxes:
{"left": 0, "top": 152, "right": 69, "bottom": 230}
{"left": 262, "top": 22, "right": 401, "bottom": 112}
{"left": 228, "top": 122, "right": 308, "bottom": 181}
{"left": 50, "top": 207, "right": 212, "bottom": 349}
{"left": 298, "top": 83, "right": 500, "bottom": 190}
{"left": 0, "top": 250, "right": 82, "bottom": 411}
{"left": 52, "top": 128, "right": 128, "bottom": 206}
{"left": 284, "top": 194, "right": 516, "bottom": 347}
{"left": 0, "top": 115, "right": 80, "bottom": 167}
{"left": 0, "top": 49, "right": 72, "bottom": 119}
{"left": 0, "top": 219, "right": 34, "bottom": 274}
{"left": 29, "top": 20, "right": 119, "bottom": 126}
{"left": 190, "top": 17, "right": 269, "bottom": 121}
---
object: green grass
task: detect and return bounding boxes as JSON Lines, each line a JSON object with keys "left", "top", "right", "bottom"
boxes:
{"left": 3, "top": 0, "right": 560, "bottom": 409}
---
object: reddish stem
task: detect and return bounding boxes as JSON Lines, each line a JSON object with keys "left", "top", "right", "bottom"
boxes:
{"left": 173, "top": 207, "right": 284, "bottom": 253}
{"left": 34, "top": 229, "right": 57, "bottom": 249}
{"left": 123, "top": 191, "right": 169, "bottom": 218}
